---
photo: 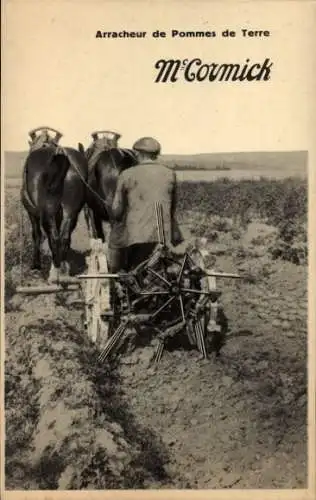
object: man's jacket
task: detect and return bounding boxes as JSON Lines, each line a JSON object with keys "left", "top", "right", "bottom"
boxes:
{"left": 109, "top": 161, "right": 183, "bottom": 249}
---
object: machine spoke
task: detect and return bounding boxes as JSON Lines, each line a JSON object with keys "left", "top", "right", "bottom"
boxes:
{"left": 151, "top": 295, "right": 176, "bottom": 318}
{"left": 179, "top": 296, "right": 185, "bottom": 322}
{"left": 177, "top": 254, "right": 187, "bottom": 284}
{"left": 148, "top": 268, "right": 171, "bottom": 287}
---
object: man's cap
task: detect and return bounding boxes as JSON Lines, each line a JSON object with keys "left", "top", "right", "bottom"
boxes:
{"left": 133, "top": 137, "right": 161, "bottom": 154}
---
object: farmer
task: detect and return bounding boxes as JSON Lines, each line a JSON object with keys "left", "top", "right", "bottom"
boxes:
{"left": 107, "top": 136, "right": 184, "bottom": 272}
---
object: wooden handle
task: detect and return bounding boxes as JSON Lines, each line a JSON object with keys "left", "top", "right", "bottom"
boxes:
{"left": 76, "top": 273, "right": 121, "bottom": 280}
{"left": 205, "top": 270, "right": 241, "bottom": 279}
{"left": 56, "top": 276, "right": 82, "bottom": 285}
{"left": 16, "top": 284, "right": 79, "bottom": 294}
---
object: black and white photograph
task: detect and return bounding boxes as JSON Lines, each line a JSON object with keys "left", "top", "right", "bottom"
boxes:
{"left": 1, "top": 1, "right": 315, "bottom": 498}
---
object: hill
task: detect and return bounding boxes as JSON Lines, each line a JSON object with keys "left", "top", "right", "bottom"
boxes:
{"left": 161, "top": 151, "right": 307, "bottom": 173}
{"left": 3, "top": 150, "right": 307, "bottom": 178}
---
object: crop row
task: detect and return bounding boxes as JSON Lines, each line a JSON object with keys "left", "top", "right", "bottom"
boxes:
{"left": 177, "top": 177, "right": 307, "bottom": 228}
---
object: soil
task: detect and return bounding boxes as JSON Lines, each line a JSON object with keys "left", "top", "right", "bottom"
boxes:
{"left": 5, "top": 210, "right": 308, "bottom": 489}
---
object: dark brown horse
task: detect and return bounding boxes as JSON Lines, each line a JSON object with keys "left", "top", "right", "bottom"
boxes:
{"left": 21, "top": 144, "right": 88, "bottom": 282}
{"left": 84, "top": 148, "right": 138, "bottom": 242}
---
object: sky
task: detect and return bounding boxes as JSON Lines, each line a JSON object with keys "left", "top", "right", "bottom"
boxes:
{"left": 2, "top": 0, "right": 316, "bottom": 154}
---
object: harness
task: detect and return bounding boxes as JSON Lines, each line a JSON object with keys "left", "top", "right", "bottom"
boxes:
{"left": 29, "top": 138, "right": 58, "bottom": 152}
{"left": 87, "top": 142, "right": 136, "bottom": 170}
{"left": 86, "top": 141, "right": 109, "bottom": 169}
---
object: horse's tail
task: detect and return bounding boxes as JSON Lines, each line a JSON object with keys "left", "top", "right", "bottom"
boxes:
{"left": 45, "top": 148, "right": 71, "bottom": 197}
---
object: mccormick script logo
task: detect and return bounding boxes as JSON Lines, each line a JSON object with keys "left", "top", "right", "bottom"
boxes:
{"left": 154, "top": 58, "right": 273, "bottom": 83}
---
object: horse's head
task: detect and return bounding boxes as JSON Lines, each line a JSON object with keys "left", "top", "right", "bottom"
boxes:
{"left": 112, "top": 148, "right": 138, "bottom": 173}
{"left": 85, "top": 146, "right": 138, "bottom": 230}
{"left": 93, "top": 148, "right": 138, "bottom": 204}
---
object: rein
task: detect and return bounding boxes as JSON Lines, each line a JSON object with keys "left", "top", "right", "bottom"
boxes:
{"left": 19, "top": 199, "right": 24, "bottom": 286}
{"left": 71, "top": 149, "right": 119, "bottom": 211}
{"left": 72, "top": 161, "right": 112, "bottom": 210}
{"left": 71, "top": 148, "right": 135, "bottom": 211}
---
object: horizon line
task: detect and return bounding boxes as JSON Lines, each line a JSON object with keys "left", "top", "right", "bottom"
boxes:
{"left": 3, "top": 149, "right": 308, "bottom": 155}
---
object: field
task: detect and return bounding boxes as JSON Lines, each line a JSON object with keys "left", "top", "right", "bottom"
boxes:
{"left": 4, "top": 172, "right": 308, "bottom": 489}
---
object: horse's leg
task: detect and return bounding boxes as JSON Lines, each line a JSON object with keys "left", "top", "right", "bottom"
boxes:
{"left": 84, "top": 205, "right": 91, "bottom": 235}
{"left": 92, "top": 211, "right": 105, "bottom": 242}
{"left": 104, "top": 221, "right": 111, "bottom": 242}
{"left": 59, "top": 217, "right": 72, "bottom": 275}
{"left": 59, "top": 213, "right": 79, "bottom": 275}
{"left": 86, "top": 207, "right": 98, "bottom": 239}
{"left": 28, "top": 212, "right": 42, "bottom": 270}
{"left": 41, "top": 213, "right": 61, "bottom": 282}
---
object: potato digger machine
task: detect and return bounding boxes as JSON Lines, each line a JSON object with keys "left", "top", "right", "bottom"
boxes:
{"left": 17, "top": 203, "right": 242, "bottom": 364}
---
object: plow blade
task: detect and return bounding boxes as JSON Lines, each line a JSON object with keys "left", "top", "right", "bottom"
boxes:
{"left": 195, "top": 320, "right": 208, "bottom": 359}
{"left": 98, "top": 322, "right": 128, "bottom": 363}
{"left": 154, "top": 341, "right": 164, "bottom": 363}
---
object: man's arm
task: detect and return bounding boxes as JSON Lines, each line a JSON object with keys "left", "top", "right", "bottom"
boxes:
{"left": 110, "top": 172, "right": 128, "bottom": 221}
{"left": 171, "top": 171, "right": 177, "bottom": 220}
{"left": 170, "top": 171, "right": 184, "bottom": 246}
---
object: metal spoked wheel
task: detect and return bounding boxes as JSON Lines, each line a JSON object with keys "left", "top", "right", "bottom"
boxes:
{"left": 97, "top": 242, "right": 223, "bottom": 363}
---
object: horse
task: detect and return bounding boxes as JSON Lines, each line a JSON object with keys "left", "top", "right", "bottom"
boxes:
{"left": 21, "top": 144, "right": 88, "bottom": 282}
{"left": 84, "top": 148, "right": 138, "bottom": 242}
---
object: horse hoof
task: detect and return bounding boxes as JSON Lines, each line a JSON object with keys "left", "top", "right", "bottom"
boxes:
{"left": 48, "top": 266, "right": 59, "bottom": 283}
{"left": 31, "top": 261, "right": 41, "bottom": 270}
{"left": 60, "top": 261, "right": 70, "bottom": 275}
{"left": 47, "top": 276, "right": 59, "bottom": 284}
